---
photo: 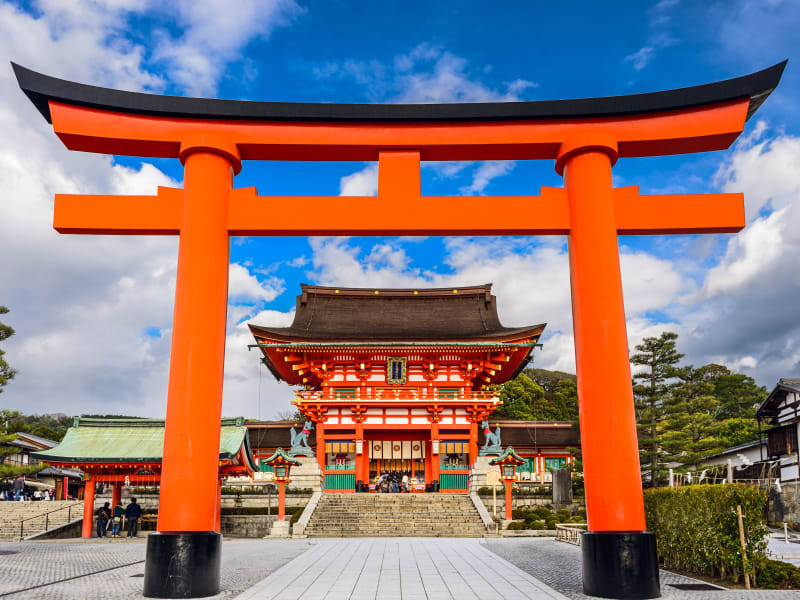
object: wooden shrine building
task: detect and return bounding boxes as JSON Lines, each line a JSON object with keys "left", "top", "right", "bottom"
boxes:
{"left": 250, "top": 283, "right": 547, "bottom": 492}
{"left": 32, "top": 417, "right": 257, "bottom": 537}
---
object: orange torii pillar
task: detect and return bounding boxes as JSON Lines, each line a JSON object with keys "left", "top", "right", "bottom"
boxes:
{"left": 12, "top": 60, "right": 785, "bottom": 599}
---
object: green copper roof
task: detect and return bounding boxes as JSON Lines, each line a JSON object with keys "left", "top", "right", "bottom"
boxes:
{"left": 32, "top": 417, "right": 258, "bottom": 472}
{"left": 262, "top": 447, "right": 302, "bottom": 466}
{"left": 489, "top": 446, "right": 525, "bottom": 465}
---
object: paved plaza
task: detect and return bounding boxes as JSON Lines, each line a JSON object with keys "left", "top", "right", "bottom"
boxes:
{"left": 0, "top": 537, "right": 799, "bottom": 599}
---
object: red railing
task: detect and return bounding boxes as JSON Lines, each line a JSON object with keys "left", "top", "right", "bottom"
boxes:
{"left": 295, "top": 389, "right": 499, "bottom": 402}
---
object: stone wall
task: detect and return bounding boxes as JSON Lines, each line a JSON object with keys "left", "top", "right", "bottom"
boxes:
{"left": 221, "top": 515, "right": 275, "bottom": 538}
{"left": 94, "top": 492, "right": 313, "bottom": 511}
{"left": 767, "top": 482, "right": 800, "bottom": 524}
{"left": 475, "top": 493, "right": 584, "bottom": 516}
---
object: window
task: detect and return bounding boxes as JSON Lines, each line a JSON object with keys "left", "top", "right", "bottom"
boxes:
{"left": 545, "top": 457, "right": 567, "bottom": 471}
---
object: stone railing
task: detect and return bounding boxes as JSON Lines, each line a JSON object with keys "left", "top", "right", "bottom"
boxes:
{"left": 555, "top": 523, "right": 586, "bottom": 545}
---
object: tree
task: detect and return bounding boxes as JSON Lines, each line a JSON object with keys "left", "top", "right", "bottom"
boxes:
{"left": 495, "top": 374, "right": 544, "bottom": 420}
{"left": 661, "top": 365, "right": 722, "bottom": 470}
{"left": 631, "top": 332, "right": 683, "bottom": 487}
{"left": 0, "top": 306, "right": 16, "bottom": 394}
{"left": 0, "top": 410, "right": 41, "bottom": 483}
{"left": 713, "top": 373, "right": 766, "bottom": 420}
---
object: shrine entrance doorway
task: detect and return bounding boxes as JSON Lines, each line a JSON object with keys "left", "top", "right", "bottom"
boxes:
{"left": 368, "top": 437, "right": 427, "bottom": 492}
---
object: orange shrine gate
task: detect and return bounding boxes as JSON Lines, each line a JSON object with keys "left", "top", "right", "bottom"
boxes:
{"left": 13, "top": 61, "right": 785, "bottom": 598}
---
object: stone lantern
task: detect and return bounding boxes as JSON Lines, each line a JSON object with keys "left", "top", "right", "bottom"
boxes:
{"left": 489, "top": 446, "right": 525, "bottom": 521}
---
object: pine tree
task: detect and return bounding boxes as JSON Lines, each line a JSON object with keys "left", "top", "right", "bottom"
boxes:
{"left": 0, "top": 306, "right": 16, "bottom": 394}
{"left": 631, "top": 332, "right": 683, "bottom": 487}
{"left": 661, "top": 364, "right": 722, "bottom": 470}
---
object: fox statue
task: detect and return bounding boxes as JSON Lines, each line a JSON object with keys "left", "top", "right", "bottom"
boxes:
{"left": 288, "top": 420, "right": 315, "bottom": 457}
{"left": 479, "top": 419, "right": 502, "bottom": 456}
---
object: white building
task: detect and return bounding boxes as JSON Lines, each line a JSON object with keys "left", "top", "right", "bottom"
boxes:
{"left": 756, "top": 378, "right": 800, "bottom": 482}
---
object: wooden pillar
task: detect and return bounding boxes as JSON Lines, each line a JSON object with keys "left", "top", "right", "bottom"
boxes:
{"left": 561, "top": 141, "right": 646, "bottom": 533}
{"left": 431, "top": 423, "right": 440, "bottom": 486}
{"left": 424, "top": 441, "right": 432, "bottom": 486}
{"left": 62, "top": 476, "right": 69, "bottom": 500}
{"left": 355, "top": 421, "right": 365, "bottom": 489}
{"left": 316, "top": 422, "right": 326, "bottom": 471}
{"left": 469, "top": 420, "right": 478, "bottom": 467}
{"left": 278, "top": 482, "right": 286, "bottom": 521}
{"left": 111, "top": 482, "right": 121, "bottom": 508}
{"left": 157, "top": 149, "right": 234, "bottom": 533}
{"left": 504, "top": 479, "right": 513, "bottom": 521}
{"left": 81, "top": 479, "right": 95, "bottom": 538}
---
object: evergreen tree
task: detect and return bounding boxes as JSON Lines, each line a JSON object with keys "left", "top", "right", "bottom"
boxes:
{"left": 631, "top": 332, "right": 683, "bottom": 487}
{"left": 0, "top": 410, "right": 41, "bottom": 483}
{"left": 713, "top": 372, "right": 766, "bottom": 420}
{"left": 495, "top": 374, "right": 544, "bottom": 420}
{"left": 496, "top": 371, "right": 579, "bottom": 421}
{"left": 0, "top": 306, "right": 16, "bottom": 394}
{"left": 661, "top": 364, "right": 722, "bottom": 470}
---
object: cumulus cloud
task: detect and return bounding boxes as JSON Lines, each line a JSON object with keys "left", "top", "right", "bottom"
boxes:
{"left": 0, "top": 2, "right": 300, "bottom": 419}
{"left": 317, "top": 43, "right": 538, "bottom": 195}
{"left": 152, "top": 0, "right": 304, "bottom": 96}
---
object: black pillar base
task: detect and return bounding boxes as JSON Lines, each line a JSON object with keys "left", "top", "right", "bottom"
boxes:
{"left": 144, "top": 532, "right": 221, "bottom": 598}
{"left": 582, "top": 531, "right": 660, "bottom": 599}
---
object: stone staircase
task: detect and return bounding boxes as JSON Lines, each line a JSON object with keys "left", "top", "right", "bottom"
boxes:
{"left": 305, "top": 493, "right": 488, "bottom": 537}
{"left": 0, "top": 501, "right": 84, "bottom": 540}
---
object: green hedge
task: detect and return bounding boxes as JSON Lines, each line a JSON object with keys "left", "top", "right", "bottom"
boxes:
{"left": 643, "top": 485, "right": 768, "bottom": 584}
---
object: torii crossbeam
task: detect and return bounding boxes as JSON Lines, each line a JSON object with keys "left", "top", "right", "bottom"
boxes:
{"left": 14, "top": 61, "right": 785, "bottom": 599}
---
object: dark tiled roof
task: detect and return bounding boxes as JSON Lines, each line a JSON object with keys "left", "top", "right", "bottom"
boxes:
{"left": 250, "top": 284, "right": 545, "bottom": 342}
{"left": 756, "top": 378, "right": 800, "bottom": 422}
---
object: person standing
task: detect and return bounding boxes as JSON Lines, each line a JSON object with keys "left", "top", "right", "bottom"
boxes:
{"left": 125, "top": 497, "right": 141, "bottom": 538}
{"left": 111, "top": 501, "right": 124, "bottom": 538}
{"left": 12, "top": 475, "right": 24, "bottom": 501}
{"left": 401, "top": 472, "right": 409, "bottom": 493}
{"left": 96, "top": 502, "right": 110, "bottom": 538}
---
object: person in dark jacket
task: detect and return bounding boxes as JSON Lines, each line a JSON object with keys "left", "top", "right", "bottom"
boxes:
{"left": 96, "top": 502, "right": 110, "bottom": 537}
{"left": 125, "top": 498, "right": 142, "bottom": 538}
{"left": 111, "top": 501, "right": 124, "bottom": 537}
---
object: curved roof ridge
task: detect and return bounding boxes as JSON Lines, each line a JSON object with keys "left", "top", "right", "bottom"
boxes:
{"left": 12, "top": 61, "right": 786, "bottom": 124}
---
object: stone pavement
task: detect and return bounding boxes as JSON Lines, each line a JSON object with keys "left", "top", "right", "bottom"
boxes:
{"left": 0, "top": 538, "right": 309, "bottom": 599}
{"left": 486, "top": 537, "right": 800, "bottom": 600}
{"left": 2, "top": 536, "right": 800, "bottom": 598}
{"left": 238, "top": 538, "right": 569, "bottom": 599}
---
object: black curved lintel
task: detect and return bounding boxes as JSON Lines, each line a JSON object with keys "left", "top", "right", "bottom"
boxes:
{"left": 12, "top": 60, "right": 786, "bottom": 125}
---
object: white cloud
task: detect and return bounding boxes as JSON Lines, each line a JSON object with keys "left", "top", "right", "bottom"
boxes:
{"left": 0, "top": 2, "right": 301, "bottom": 419}
{"left": 624, "top": 0, "right": 678, "bottom": 71}
{"left": 321, "top": 44, "right": 538, "bottom": 196}
{"left": 339, "top": 164, "right": 378, "bottom": 196}
{"left": 228, "top": 262, "right": 284, "bottom": 303}
{"left": 152, "top": 0, "right": 304, "bottom": 96}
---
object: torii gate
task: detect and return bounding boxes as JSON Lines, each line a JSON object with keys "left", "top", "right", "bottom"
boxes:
{"left": 14, "top": 61, "right": 785, "bottom": 599}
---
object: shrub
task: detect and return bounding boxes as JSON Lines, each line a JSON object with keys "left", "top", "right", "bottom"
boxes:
{"left": 755, "top": 557, "right": 800, "bottom": 589}
{"left": 556, "top": 509, "right": 572, "bottom": 521}
{"left": 576, "top": 508, "right": 587, "bottom": 519}
{"left": 643, "top": 484, "right": 768, "bottom": 584}
{"left": 545, "top": 518, "right": 558, "bottom": 530}
{"left": 534, "top": 507, "right": 551, "bottom": 520}
{"left": 528, "top": 520, "right": 546, "bottom": 530}
{"left": 511, "top": 509, "right": 528, "bottom": 520}
{"left": 506, "top": 521, "right": 526, "bottom": 530}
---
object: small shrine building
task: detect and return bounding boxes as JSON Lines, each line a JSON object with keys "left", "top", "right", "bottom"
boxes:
{"left": 32, "top": 417, "right": 257, "bottom": 537}
{"left": 250, "top": 283, "right": 560, "bottom": 493}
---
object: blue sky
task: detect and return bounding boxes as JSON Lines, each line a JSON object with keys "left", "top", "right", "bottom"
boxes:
{"left": 0, "top": 0, "right": 798, "bottom": 419}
